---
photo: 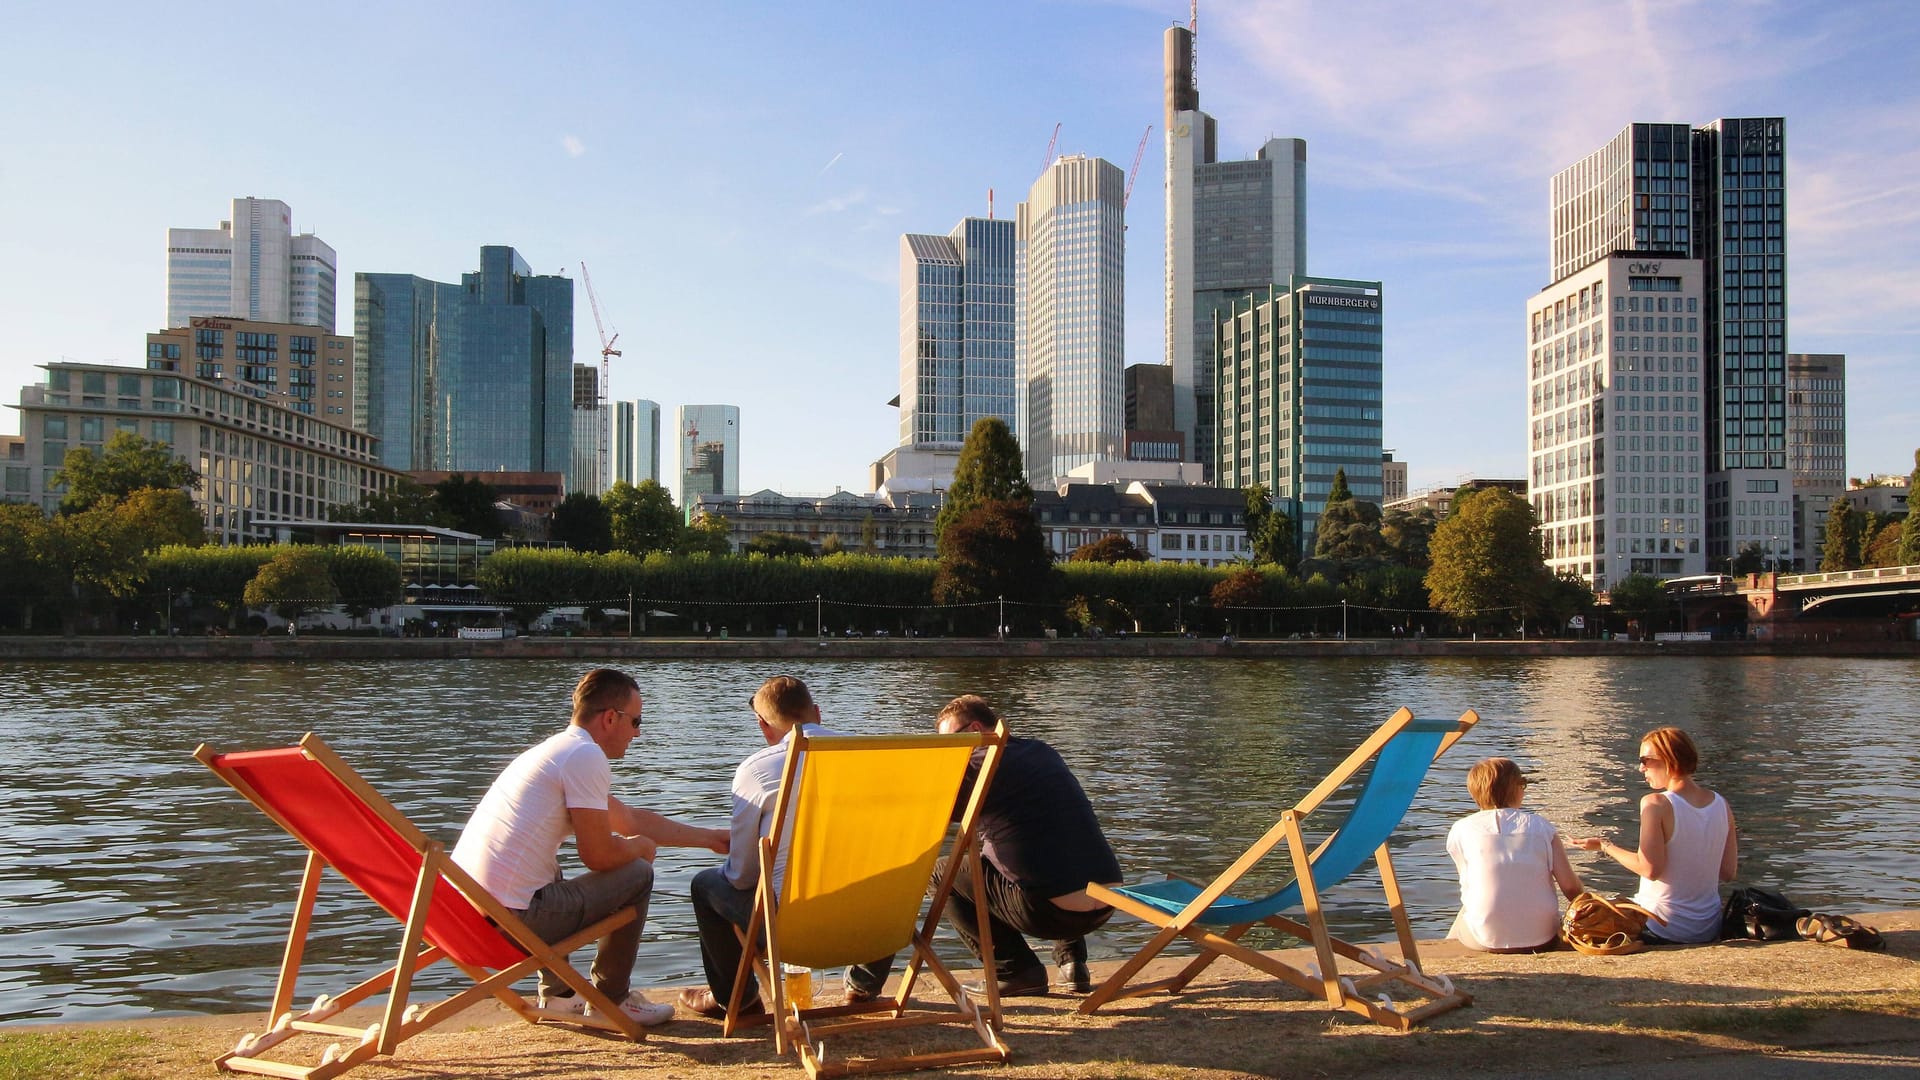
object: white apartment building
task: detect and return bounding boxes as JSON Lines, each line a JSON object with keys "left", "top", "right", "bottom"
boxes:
{"left": 167, "top": 197, "right": 337, "bottom": 331}
{"left": 1017, "top": 154, "right": 1125, "bottom": 487}
{"left": 1528, "top": 254, "right": 1707, "bottom": 591}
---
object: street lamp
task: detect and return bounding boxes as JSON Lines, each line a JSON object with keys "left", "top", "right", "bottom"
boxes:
{"left": 1768, "top": 535, "right": 1778, "bottom": 576}
{"left": 1341, "top": 599, "right": 1348, "bottom": 640}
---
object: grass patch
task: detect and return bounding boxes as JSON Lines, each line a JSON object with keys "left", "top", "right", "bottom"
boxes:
{"left": 0, "top": 1031, "right": 156, "bottom": 1080}
{"left": 1663, "top": 1003, "right": 1819, "bottom": 1035}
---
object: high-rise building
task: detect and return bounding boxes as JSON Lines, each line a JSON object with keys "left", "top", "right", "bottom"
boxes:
{"left": 1017, "top": 154, "right": 1125, "bottom": 487}
{"left": 1123, "top": 363, "right": 1183, "bottom": 463}
{"left": 1527, "top": 254, "right": 1706, "bottom": 590}
{"left": 568, "top": 364, "right": 606, "bottom": 496}
{"left": 354, "top": 246, "right": 573, "bottom": 474}
{"left": 676, "top": 404, "right": 739, "bottom": 507}
{"left": 146, "top": 317, "right": 353, "bottom": 423}
{"left": 1551, "top": 119, "right": 1789, "bottom": 570}
{"left": 1787, "top": 353, "right": 1845, "bottom": 571}
{"left": 1216, "top": 277, "right": 1383, "bottom": 555}
{"left": 1163, "top": 25, "right": 1306, "bottom": 479}
{"left": 898, "top": 218, "right": 1018, "bottom": 449}
{"left": 167, "top": 197, "right": 337, "bottom": 331}
{"left": 613, "top": 399, "right": 661, "bottom": 487}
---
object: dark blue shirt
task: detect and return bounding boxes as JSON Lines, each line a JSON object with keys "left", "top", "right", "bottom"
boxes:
{"left": 961, "top": 736, "right": 1121, "bottom": 898}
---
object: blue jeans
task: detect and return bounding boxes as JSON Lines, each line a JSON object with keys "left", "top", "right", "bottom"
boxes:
{"left": 514, "top": 859, "right": 655, "bottom": 1001}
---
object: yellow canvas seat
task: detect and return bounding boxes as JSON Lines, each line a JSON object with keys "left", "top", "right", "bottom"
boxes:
{"left": 726, "top": 724, "right": 1012, "bottom": 1078}
{"left": 195, "top": 734, "right": 647, "bottom": 1080}
{"left": 1080, "top": 707, "right": 1479, "bottom": 1031}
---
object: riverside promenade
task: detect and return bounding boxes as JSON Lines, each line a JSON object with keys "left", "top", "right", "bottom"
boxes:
{"left": 1, "top": 634, "right": 1917, "bottom": 662}
{"left": 7, "top": 914, "right": 1917, "bottom": 1079}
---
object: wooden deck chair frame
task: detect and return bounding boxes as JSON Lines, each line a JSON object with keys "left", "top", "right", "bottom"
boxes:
{"left": 196, "top": 733, "right": 646, "bottom": 1080}
{"left": 1079, "top": 707, "right": 1479, "bottom": 1032}
{"left": 722, "top": 723, "right": 1012, "bottom": 1078}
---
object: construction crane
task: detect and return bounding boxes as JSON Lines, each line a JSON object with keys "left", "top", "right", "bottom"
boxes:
{"left": 1040, "top": 122, "right": 1061, "bottom": 177}
{"left": 579, "top": 262, "right": 621, "bottom": 491}
{"left": 1124, "top": 124, "right": 1153, "bottom": 209}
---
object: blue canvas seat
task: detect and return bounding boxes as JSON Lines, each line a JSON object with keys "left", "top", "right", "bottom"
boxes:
{"left": 1079, "top": 707, "right": 1478, "bottom": 1031}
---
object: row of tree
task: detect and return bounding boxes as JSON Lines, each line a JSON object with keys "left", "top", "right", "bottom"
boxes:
{"left": 1820, "top": 452, "right": 1920, "bottom": 571}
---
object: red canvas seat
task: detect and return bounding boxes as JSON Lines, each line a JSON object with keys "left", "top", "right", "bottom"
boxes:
{"left": 199, "top": 734, "right": 645, "bottom": 1079}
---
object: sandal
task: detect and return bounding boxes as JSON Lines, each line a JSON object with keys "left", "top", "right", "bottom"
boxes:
{"left": 1798, "top": 913, "right": 1887, "bottom": 951}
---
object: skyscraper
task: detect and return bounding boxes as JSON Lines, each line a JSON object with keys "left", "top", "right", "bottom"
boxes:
{"left": 898, "top": 218, "right": 1018, "bottom": 449}
{"left": 569, "top": 364, "right": 606, "bottom": 495}
{"left": 354, "top": 246, "right": 572, "bottom": 474}
{"left": 676, "top": 404, "right": 739, "bottom": 507}
{"left": 1216, "top": 277, "right": 1384, "bottom": 555}
{"left": 1549, "top": 118, "right": 1790, "bottom": 570}
{"left": 1787, "top": 353, "right": 1845, "bottom": 571}
{"left": 1163, "top": 25, "right": 1307, "bottom": 479}
{"left": 1017, "top": 154, "right": 1125, "bottom": 487}
{"left": 167, "top": 197, "right": 337, "bottom": 331}
{"left": 614, "top": 399, "right": 661, "bottom": 486}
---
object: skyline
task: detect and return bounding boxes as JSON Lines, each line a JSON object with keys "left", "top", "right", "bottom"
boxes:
{"left": 3, "top": 1, "right": 1916, "bottom": 498}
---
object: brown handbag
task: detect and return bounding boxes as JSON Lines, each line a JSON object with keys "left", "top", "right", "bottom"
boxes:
{"left": 1561, "top": 891, "right": 1655, "bottom": 955}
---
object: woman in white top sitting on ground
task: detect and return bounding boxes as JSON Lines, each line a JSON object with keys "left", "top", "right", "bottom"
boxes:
{"left": 1574, "top": 726, "right": 1737, "bottom": 944}
{"left": 1447, "top": 757, "right": 1584, "bottom": 952}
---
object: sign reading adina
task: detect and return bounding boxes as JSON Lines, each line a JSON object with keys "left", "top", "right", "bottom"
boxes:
{"left": 190, "top": 316, "right": 235, "bottom": 330}
{"left": 1303, "top": 293, "right": 1381, "bottom": 311}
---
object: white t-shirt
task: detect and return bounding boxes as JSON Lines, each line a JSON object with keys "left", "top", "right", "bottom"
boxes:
{"left": 1446, "top": 808, "right": 1562, "bottom": 951}
{"left": 720, "top": 723, "right": 840, "bottom": 896}
{"left": 451, "top": 725, "right": 612, "bottom": 909}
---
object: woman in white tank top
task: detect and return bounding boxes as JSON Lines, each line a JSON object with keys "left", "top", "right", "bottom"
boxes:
{"left": 1574, "top": 726, "right": 1738, "bottom": 943}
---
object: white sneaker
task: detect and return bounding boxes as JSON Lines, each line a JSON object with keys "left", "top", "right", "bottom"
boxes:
{"left": 535, "top": 990, "right": 588, "bottom": 1015}
{"left": 588, "top": 990, "right": 675, "bottom": 1027}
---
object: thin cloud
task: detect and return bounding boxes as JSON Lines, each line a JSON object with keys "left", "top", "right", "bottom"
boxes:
{"left": 819, "top": 152, "right": 844, "bottom": 175}
{"left": 561, "top": 134, "right": 586, "bottom": 158}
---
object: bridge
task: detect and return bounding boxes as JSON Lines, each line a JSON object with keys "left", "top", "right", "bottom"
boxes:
{"left": 1667, "top": 564, "right": 1920, "bottom": 640}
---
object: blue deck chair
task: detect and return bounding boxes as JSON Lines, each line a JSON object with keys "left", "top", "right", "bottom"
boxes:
{"left": 1079, "top": 707, "right": 1478, "bottom": 1031}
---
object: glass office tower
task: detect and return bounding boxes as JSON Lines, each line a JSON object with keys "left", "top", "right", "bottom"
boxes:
{"left": 898, "top": 217, "right": 1018, "bottom": 449}
{"left": 614, "top": 399, "right": 662, "bottom": 486}
{"left": 676, "top": 404, "right": 739, "bottom": 507}
{"left": 1216, "top": 277, "right": 1383, "bottom": 555}
{"left": 355, "top": 246, "right": 572, "bottom": 473}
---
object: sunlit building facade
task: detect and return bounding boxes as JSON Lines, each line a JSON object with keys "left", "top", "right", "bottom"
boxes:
{"left": 898, "top": 218, "right": 1018, "bottom": 449}
{"left": 614, "top": 399, "right": 661, "bottom": 486}
{"left": 166, "top": 197, "right": 336, "bottom": 332}
{"left": 676, "top": 404, "right": 739, "bottom": 507}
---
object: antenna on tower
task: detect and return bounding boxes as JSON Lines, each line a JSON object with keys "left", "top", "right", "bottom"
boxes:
{"left": 1190, "top": 0, "right": 1198, "bottom": 83}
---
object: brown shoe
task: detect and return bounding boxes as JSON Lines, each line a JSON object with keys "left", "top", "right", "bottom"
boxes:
{"left": 678, "top": 987, "right": 764, "bottom": 1019}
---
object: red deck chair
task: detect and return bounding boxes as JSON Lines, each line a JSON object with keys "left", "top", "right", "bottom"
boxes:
{"left": 196, "top": 733, "right": 645, "bottom": 1080}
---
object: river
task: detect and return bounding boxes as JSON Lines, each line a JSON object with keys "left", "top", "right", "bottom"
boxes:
{"left": 2, "top": 655, "right": 1915, "bottom": 1024}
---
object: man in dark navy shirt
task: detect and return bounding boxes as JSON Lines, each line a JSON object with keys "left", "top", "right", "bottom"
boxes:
{"left": 922, "top": 695, "right": 1123, "bottom": 996}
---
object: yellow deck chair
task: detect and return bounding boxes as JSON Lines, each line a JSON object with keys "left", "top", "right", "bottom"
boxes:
{"left": 1080, "top": 707, "right": 1479, "bottom": 1031}
{"left": 726, "top": 723, "right": 1011, "bottom": 1078}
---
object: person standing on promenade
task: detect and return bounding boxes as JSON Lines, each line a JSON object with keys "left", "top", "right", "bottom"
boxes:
{"left": 680, "top": 675, "right": 866, "bottom": 1018}
{"left": 1574, "top": 726, "right": 1737, "bottom": 943}
{"left": 1447, "top": 757, "right": 1584, "bottom": 952}
{"left": 451, "top": 667, "right": 727, "bottom": 1026}
{"left": 887, "top": 694, "right": 1123, "bottom": 998}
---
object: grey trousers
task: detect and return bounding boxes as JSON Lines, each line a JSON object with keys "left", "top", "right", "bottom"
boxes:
{"left": 513, "top": 859, "right": 655, "bottom": 1001}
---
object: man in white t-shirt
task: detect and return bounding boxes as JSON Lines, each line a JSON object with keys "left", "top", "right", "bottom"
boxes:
{"left": 677, "top": 675, "right": 851, "bottom": 1019}
{"left": 452, "top": 668, "right": 727, "bottom": 1026}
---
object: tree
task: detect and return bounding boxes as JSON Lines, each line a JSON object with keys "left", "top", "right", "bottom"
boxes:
{"left": 1732, "top": 542, "right": 1768, "bottom": 576}
{"left": 1534, "top": 571, "right": 1596, "bottom": 637}
{"left": 330, "top": 478, "right": 443, "bottom": 527}
{"left": 1607, "top": 574, "right": 1670, "bottom": 639}
{"left": 1210, "top": 566, "right": 1265, "bottom": 609}
{"left": 603, "top": 480, "right": 684, "bottom": 554}
{"left": 1243, "top": 484, "right": 1299, "bottom": 570}
{"left": 819, "top": 533, "right": 846, "bottom": 556}
{"left": 1820, "top": 500, "right": 1863, "bottom": 572}
{"left": 936, "top": 418, "right": 1032, "bottom": 541}
{"left": 1314, "top": 481, "right": 1389, "bottom": 564}
{"left": 433, "top": 475, "right": 504, "bottom": 538}
{"left": 53, "top": 432, "right": 198, "bottom": 513}
{"left": 1861, "top": 516, "right": 1904, "bottom": 568}
{"left": 681, "top": 513, "right": 734, "bottom": 555}
{"left": 113, "top": 488, "right": 207, "bottom": 549}
{"left": 1424, "top": 487, "right": 1546, "bottom": 633}
{"left": 549, "top": 492, "right": 612, "bottom": 553}
{"left": 243, "top": 547, "right": 338, "bottom": 626}
{"left": 1381, "top": 506, "right": 1437, "bottom": 570}
{"left": 1070, "top": 534, "right": 1147, "bottom": 563}
{"left": 0, "top": 503, "right": 54, "bottom": 630}
{"left": 932, "top": 499, "right": 1052, "bottom": 617}
{"left": 1901, "top": 449, "right": 1920, "bottom": 566}
{"left": 744, "top": 532, "right": 814, "bottom": 557}
{"left": 323, "top": 546, "right": 404, "bottom": 621}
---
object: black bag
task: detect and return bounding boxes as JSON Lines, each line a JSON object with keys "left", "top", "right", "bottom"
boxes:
{"left": 1721, "top": 885, "right": 1809, "bottom": 941}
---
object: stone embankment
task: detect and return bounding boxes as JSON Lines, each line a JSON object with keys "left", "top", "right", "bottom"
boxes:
{"left": 0, "top": 635, "right": 1914, "bottom": 662}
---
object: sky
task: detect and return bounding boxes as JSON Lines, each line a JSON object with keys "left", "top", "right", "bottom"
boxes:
{"left": 2, "top": 0, "right": 1916, "bottom": 497}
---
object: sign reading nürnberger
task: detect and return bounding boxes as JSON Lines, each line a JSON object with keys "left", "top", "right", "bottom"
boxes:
{"left": 1303, "top": 292, "right": 1380, "bottom": 311}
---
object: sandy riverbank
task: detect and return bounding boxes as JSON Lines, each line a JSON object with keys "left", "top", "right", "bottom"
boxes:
{"left": 7, "top": 911, "right": 1916, "bottom": 1079}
